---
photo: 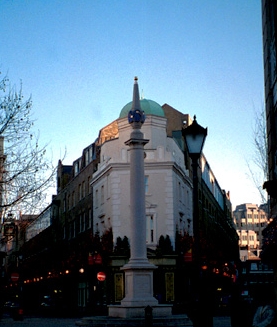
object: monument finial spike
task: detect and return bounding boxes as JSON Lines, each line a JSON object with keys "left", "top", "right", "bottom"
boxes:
{"left": 128, "top": 76, "right": 145, "bottom": 127}
{"left": 132, "top": 76, "right": 140, "bottom": 111}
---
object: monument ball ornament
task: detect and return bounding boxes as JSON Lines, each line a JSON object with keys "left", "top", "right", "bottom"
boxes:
{"left": 128, "top": 109, "right": 145, "bottom": 124}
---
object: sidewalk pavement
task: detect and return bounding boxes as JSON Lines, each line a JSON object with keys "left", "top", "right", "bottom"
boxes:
{"left": 0, "top": 315, "right": 232, "bottom": 326}
{"left": 213, "top": 315, "right": 232, "bottom": 327}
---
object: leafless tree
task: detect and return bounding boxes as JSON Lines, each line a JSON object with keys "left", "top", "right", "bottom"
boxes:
{"left": 0, "top": 73, "right": 56, "bottom": 218}
{"left": 247, "top": 106, "right": 268, "bottom": 205}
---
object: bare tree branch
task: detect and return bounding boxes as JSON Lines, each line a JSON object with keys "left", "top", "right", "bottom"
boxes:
{"left": 246, "top": 106, "right": 268, "bottom": 204}
{"left": 0, "top": 72, "right": 57, "bottom": 217}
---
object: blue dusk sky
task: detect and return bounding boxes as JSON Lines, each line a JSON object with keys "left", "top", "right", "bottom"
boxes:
{"left": 0, "top": 1, "right": 264, "bottom": 209}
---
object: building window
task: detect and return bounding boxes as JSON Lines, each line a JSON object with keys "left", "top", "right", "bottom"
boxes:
{"left": 74, "top": 162, "right": 79, "bottom": 176}
{"left": 88, "top": 209, "right": 92, "bottom": 229}
{"left": 99, "top": 215, "right": 105, "bottom": 233}
{"left": 85, "top": 212, "right": 89, "bottom": 230}
{"left": 145, "top": 176, "right": 149, "bottom": 194}
{"left": 72, "top": 191, "right": 76, "bottom": 207}
{"left": 70, "top": 220, "right": 76, "bottom": 239}
{"left": 179, "top": 213, "right": 185, "bottom": 232}
{"left": 79, "top": 214, "right": 85, "bottom": 232}
{"left": 146, "top": 214, "right": 156, "bottom": 244}
{"left": 101, "top": 185, "right": 104, "bottom": 204}
{"left": 78, "top": 283, "right": 88, "bottom": 308}
{"left": 178, "top": 182, "right": 181, "bottom": 201}
{"left": 88, "top": 176, "right": 91, "bottom": 194}
{"left": 85, "top": 150, "right": 89, "bottom": 166}
{"left": 79, "top": 184, "right": 82, "bottom": 201}
{"left": 107, "top": 174, "right": 110, "bottom": 199}
{"left": 95, "top": 189, "right": 99, "bottom": 207}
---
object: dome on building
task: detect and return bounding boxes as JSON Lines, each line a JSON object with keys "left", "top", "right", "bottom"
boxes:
{"left": 119, "top": 98, "right": 165, "bottom": 119}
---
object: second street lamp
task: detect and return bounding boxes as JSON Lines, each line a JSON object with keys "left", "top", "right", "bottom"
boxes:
{"left": 182, "top": 115, "right": 208, "bottom": 327}
{"left": 182, "top": 115, "right": 207, "bottom": 266}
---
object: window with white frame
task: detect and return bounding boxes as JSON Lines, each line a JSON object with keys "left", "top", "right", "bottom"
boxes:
{"left": 99, "top": 215, "right": 105, "bottom": 234}
{"left": 146, "top": 214, "right": 156, "bottom": 244}
{"left": 74, "top": 162, "right": 79, "bottom": 176}
{"left": 85, "top": 150, "right": 89, "bottom": 166}
{"left": 145, "top": 176, "right": 149, "bottom": 194}
{"left": 96, "top": 189, "right": 99, "bottom": 207}
{"left": 178, "top": 181, "right": 181, "bottom": 201}
{"left": 107, "top": 174, "right": 110, "bottom": 199}
{"left": 101, "top": 185, "right": 104, "bottom": 205}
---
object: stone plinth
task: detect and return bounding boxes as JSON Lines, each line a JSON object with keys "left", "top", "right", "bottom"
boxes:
{"left": 108, "top": 261, "right": 169, "bottom": 318}
{"left": 108, "top": 304, "right": 172, "bottom": 319}
{"left": 119, "top": 260, "right": 158, "bottom": 309}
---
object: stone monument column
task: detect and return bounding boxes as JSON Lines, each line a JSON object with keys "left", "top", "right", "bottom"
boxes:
{"left": 108, "top": 77, "right": 171, "bottom": 318}
{"left": 120, "top": 77, "right": 158, "bottom": 311}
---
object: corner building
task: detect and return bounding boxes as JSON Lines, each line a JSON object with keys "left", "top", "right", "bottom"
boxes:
{"left": 14, "top": 83, "right": 238, "bottom": 315}
{"left": 92, "top": 99, "right": 192, "bottom": 249}
{"left": 88, "top": 91, "right": 238, "bottom": 310}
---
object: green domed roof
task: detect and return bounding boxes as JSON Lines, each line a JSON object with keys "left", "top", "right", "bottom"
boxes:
{"left": 119, "top": 98, "right": 165, "bottom": 119}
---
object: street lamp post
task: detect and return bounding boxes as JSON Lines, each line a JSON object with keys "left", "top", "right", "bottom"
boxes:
{"left": 182, "top": 115, "right": 208, "bottom": 327}
{"left": 183, "top": 115, "right": 207, "bottom": 266}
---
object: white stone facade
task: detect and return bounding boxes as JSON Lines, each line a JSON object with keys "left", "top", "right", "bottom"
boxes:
{"left": 92, "top": 114, "right": 192, "bottom": 250}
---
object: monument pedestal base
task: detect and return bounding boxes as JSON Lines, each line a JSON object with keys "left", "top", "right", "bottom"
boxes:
{"left": 108, "top": 304, "right": 172, "bottom": 318}
{"left": 107, "top": 260, "right": 172, "bottom": 319}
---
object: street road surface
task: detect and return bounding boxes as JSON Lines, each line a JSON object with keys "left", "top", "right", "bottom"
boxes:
{"left": 0, "top": 315, "right": 232, "bottom": 326}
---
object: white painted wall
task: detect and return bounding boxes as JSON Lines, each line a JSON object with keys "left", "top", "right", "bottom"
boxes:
{"left": 92, "top": 115, "right": 192, "bottom": 250}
